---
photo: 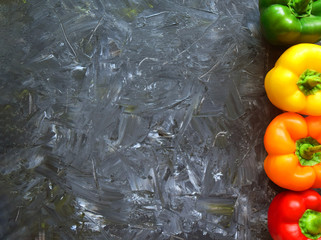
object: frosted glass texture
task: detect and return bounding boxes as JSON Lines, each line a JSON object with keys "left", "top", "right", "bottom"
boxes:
{"left": 0, "top": 0, "right": 285, "bottom": 239}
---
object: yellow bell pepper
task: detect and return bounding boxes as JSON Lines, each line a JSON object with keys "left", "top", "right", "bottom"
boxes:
{"left": 265, "top": 43, "right": 321, "bottom": 116}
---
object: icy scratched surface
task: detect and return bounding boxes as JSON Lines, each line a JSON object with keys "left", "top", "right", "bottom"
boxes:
{"left": 0, "top": 0, "right": 283, "bottom": 239}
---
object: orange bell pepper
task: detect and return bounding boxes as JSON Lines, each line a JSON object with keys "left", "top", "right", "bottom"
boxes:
{"left": 264, "top": 112, "right": 321, "bottom": 191}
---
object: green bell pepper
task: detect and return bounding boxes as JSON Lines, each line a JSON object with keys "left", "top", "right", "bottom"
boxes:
{"left": 259, "top": 0, "right": 321, "bottom": 45}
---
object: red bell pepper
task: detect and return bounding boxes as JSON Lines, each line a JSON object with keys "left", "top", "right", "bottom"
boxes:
{"left": 268, "top": 189, "right": 321, "bottom": 240}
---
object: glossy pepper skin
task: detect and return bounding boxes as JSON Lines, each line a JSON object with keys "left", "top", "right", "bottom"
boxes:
{"left": 265, "top": 43, "right": 321, "bottom": 116}
{"left": 259, "top": 0, "right": 321, "bottom": 45}
{"left": 268, "top": 190, "right": 321, "bottom": 240}
{"left": 264, "top": 112, "right": 321, "bottom": 191}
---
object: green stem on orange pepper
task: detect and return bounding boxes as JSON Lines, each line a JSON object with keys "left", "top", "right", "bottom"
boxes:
{"left": 296, "top": 137, "right": 321, "bottom": 166}
{"left": 300, "top": 144, "right": 321, "bottom": 160}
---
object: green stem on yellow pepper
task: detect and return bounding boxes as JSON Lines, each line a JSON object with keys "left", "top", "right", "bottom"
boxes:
{"left": 297, "top": 69, "right": 321, "bottom": 96}
{"left": 307, "top": 77, "right": 321, "bottom": 88}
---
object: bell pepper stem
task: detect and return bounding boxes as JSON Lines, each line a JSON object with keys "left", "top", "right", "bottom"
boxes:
{"left": 297, "top": 69, "right": 321, "bottom": 96}
{"left": 299, "top": 209, "right": 321, "bottom": 239}
{"left": 307, "top": 77, "right": 321, "bottom": 88}
{"left": 300, "top": 144, "right": 321, "bottom": 160}
{"left": 288, "top": 0, "right": 313, "bottom": 17}
{"left": 307, "top": 216, "right": 321, "bottom": 235}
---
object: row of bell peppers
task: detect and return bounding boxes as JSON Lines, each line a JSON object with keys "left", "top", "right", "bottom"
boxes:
{"left": 259, "top": 1, "right": 321, "bottom": 239}
{"left": 263, "top": 45, "right": 321, "bottom": 238}
{"left": 263, "top": 43, "right": 321, "bottom": 239}
{"left": 264, "top": 43, "right": 321, "bottom": 192}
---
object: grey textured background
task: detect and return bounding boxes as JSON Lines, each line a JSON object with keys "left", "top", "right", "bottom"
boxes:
{"left": 0, "top": 0, "right": 287, "bottom": 239}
